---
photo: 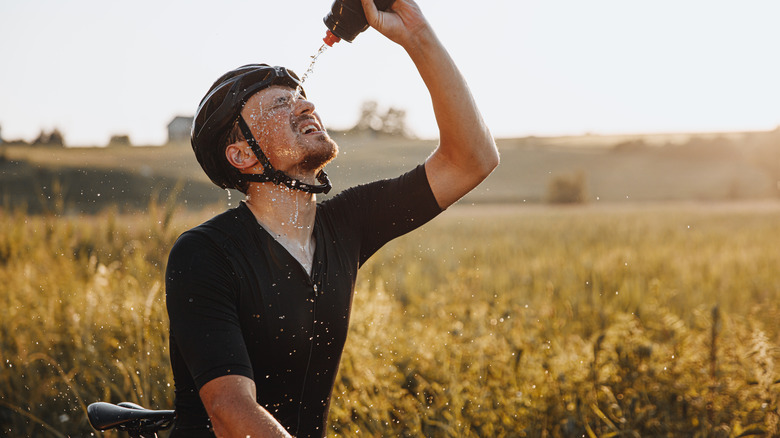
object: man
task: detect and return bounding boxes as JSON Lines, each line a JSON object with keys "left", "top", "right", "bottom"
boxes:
{"left": 165, "top": 0, "right": 499, "bottom": 436}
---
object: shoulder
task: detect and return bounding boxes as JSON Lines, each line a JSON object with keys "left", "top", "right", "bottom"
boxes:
{"left": 168, "top": 203, "right": 255, "bottom": 270}
{"left": 315, "top": 165, "right": 441, "bottom": 265}
{"left": 166, "top": 207, "right": 254, "bottom": 305}
{"left": 320, "top": 164, "right": 433, "bottom": 211}
{"left": 173, "top": 204, "right": 252, "bottom": 250}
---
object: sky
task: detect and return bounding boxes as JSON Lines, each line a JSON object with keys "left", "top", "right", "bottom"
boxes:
{"left": 1, "top": 0, "right": 779, "bottom": 146}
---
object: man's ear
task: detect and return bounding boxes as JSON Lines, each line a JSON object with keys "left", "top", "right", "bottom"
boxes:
{"left": 225, "top": 142, "right": 259, "bottom": 170}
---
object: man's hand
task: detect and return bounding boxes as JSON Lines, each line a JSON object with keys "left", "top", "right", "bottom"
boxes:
{"left": 360, "top": 0, "right": 499, "bottom": 209}
{"left": 359, "top": 0, "right": 429, "bottom": 50}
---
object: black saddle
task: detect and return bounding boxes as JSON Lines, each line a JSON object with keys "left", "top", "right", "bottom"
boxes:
{"left": 87, "top": 401, "right": 175, "bottom": 437}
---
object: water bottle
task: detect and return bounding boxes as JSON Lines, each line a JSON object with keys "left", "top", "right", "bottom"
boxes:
{"left": 323, "top": 0, "right": 396, "bottom": 46}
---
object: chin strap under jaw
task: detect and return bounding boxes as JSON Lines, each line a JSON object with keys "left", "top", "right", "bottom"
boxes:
{"left": 236, "top": 117, "right": 332, "bottom": 194}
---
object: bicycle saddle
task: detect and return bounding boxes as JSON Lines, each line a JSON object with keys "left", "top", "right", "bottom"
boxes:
{"left": 87, "top": 401, "right": 175, "bottom": 432}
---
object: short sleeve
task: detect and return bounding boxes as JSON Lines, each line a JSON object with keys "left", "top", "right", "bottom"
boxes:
{"left": 165, "top": 232, "right": 254, "bottom": 389}
{"left": 321, "top": 164, "right": 443, "bottom": 265}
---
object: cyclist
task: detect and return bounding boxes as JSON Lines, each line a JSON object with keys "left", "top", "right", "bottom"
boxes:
{"left": 165, "top": 0, "right": 499, "bottom": 436}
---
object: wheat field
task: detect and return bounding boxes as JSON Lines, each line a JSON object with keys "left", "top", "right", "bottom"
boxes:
{"left": 1, "top": 201, "right": 779, "bottom": 437}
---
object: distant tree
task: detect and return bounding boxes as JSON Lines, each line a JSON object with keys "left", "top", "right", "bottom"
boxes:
{"left": 32, "top": 128, "right": 66, "bottom": 147}
{"left": 33, "top": 129, "right": 49, "bottom": 145}
{"left": 612, "top": 139, "right": 648, "bottom": 153}
{"left": 352, "top": 100, "right": 410, "bottom": 137}
{"left": 380, "top": 107, "right": 408, "bottom": 137}
{"left": 546, "top": 171, "right": 588, "bottom": 204}
{"left": 355, "top": 100, "right": 382, "bottom": 132}
{"left": 3, "top": 139, "right": 29, "bottom": 146}
{"left": 48, "top": 129, "right": 65, "bottom": 147}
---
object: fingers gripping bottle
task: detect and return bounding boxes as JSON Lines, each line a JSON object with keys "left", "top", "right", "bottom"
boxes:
{"left": 323, "top": 0, "right": 396, "bottom": 46}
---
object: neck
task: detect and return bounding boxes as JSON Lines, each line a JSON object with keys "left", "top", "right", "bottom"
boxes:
{"left": 244, "top": 182, "right": 317, "bottom": 245}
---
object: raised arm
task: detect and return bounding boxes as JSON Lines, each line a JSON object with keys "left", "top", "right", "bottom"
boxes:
{"left": 361, "top": 0, "right": 499, "bottom": 209}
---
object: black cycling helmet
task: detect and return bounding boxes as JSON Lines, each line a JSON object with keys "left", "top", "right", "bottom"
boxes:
{"left": 191, "top": 64, "right": 331, "bottom": 194}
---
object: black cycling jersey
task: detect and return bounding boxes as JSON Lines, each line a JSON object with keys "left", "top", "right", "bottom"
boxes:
{"left": 165, "top": 164, "right": 441, "bottom": 437}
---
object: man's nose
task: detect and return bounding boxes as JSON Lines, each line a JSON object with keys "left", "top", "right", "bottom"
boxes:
{"left": 293, "top": 98, "right": 315, "bottom": 115}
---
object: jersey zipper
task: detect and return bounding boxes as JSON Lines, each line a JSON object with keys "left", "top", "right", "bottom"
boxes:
{"left": 295, "top": 281, "right": 319, "bottom": 436}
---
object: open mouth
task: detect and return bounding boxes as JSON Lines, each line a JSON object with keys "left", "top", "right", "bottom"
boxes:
{"left": 298, "top": 120, "right": 322, "bottom": 135}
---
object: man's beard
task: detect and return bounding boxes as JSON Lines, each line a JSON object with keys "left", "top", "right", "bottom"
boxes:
{"left": 297, "top": 134, "right": 339, "bottom": 173}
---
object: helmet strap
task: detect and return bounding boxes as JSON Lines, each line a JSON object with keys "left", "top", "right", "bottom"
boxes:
{"left": 236, "top": 116, "right": 332, "bottom": 194}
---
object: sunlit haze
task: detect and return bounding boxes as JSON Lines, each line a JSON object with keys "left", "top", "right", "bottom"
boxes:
{"left": 2, "top": 0, "right": 779, "bottom": 146}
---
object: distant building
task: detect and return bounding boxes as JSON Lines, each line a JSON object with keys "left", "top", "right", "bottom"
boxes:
{"left": 167, "top": 116, "right": 193, "bottom": 144}
{"left": 107, "top": 134, "right": 132, "bottom": 147}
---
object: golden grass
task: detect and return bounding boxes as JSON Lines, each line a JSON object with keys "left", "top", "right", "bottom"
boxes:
{"left": 1, "top": 202, "right": 778, "bottom": 437}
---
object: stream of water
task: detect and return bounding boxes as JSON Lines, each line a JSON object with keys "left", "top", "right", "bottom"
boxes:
{"left": 294, "top": 43, "right": 329, "bottom": 100}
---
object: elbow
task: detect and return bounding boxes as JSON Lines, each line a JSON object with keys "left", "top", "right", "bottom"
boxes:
{"left": 437, "top": 133, "right": 499, "bottom": 181}
{"left": 472, "top": 125, "right": 499, "bottom": 177}
{"left": 487, "top": 147, "right": 500, "bottom": 172}
{"left": 457, "top": 139, "right": 499, "bottom": 182}
{"left": 477, "top": 140, "right": 500, "bottom": 178}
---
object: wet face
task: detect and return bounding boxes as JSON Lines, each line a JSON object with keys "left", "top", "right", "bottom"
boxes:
{"left": 240, "top": 85, "right": 338, "bottom": 179}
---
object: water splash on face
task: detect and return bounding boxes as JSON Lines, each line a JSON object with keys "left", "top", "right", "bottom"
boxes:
{"left": 294, "top": 44, "right": 329, "bottom": 100}
{"left": 293, "top": 194, "right": 300, "bottom": 228}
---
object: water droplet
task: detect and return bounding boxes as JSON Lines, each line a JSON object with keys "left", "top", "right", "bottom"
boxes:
{"left": 294, "top": 44, "right": 329, "bottom": 99}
